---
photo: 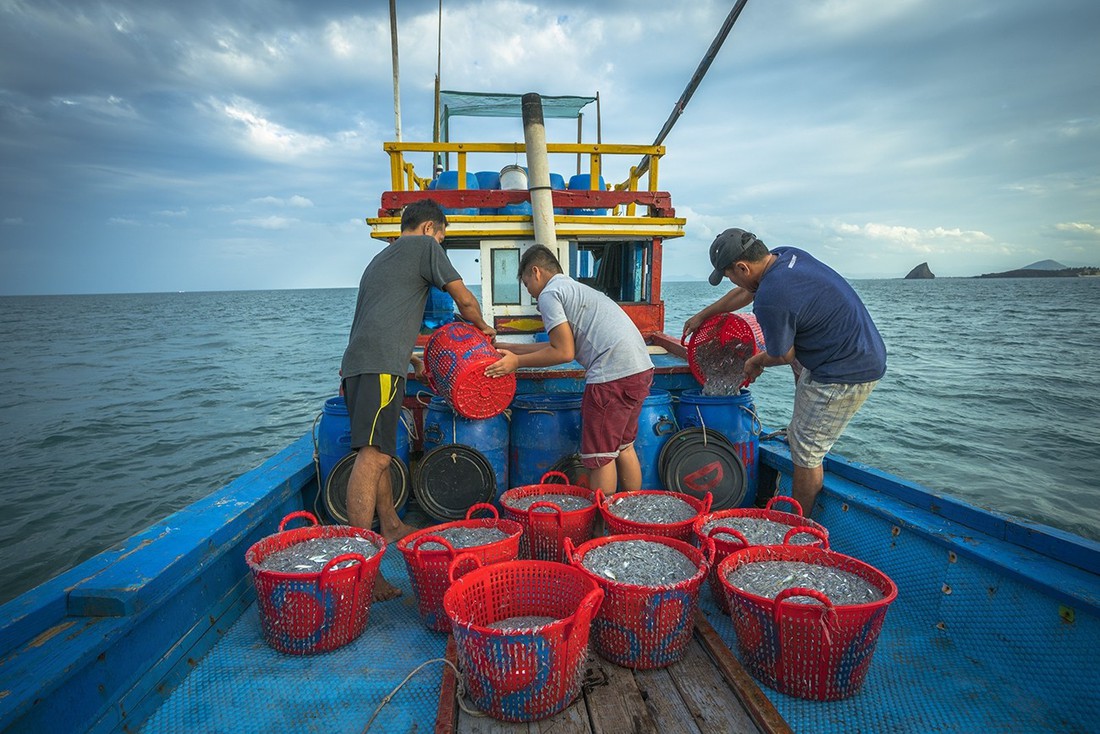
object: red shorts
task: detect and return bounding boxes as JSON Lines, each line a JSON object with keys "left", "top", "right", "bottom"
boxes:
{"left": 580, "top": 369, "right": 654, "bottom": 469}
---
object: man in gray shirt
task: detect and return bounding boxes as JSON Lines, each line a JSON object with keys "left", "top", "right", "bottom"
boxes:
{"left": 341, "top": 199, "right": 493, "bottom": 601}
{"left": 486, "top": 245, "right": 653, "bottom": 497}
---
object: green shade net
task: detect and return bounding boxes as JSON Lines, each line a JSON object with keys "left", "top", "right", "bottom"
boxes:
{"left": 440, "top": 90, "right": 595, "bottom": 140}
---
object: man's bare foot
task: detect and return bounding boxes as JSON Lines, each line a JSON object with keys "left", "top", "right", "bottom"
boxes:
{"left": 381, "top": 520, "right": 422, "bottom": 545}
{"left": 372, "top": 574, "right": 403, "bottom": 602}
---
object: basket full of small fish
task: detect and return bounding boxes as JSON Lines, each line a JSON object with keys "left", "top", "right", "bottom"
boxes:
{"left": 565, "top": 534, "right": 715, "bottom": 669}
{"left": 441, "top": 559, "right": 604, "bottom": 722}
{"left": 397, "top": 503, "right": 524, "bottom": 632}
{"left": 245, "top": 511, "right": 386, "bottom": 654}
{"left": 717, "top": 539, "right": 898, "bottom": 701}
{"left": 499, "top": 471, "right": 597, "bottom": 562}
{"left": 694, "top": 496, "right": 829, "bottom": 612}
{"left": 597, "top": 490, "right": 712, "bottom": 543}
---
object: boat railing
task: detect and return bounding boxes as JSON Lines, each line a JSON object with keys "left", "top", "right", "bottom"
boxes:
{"left": 379, "top": 141, "right": 673, "bottom": 218}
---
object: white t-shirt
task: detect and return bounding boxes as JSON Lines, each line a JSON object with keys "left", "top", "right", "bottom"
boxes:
{"left": 537, "top": 274, "right": 653, "bottom": 384}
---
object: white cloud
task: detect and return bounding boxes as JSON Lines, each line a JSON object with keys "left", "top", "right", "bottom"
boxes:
{"left": 155, "top": 208, "right": 188, "bottom": 218}
{"left": 107, "top": 216, "right": 140, "bottom": 226}
{"left": 1056, "top": 222, "right": 1099, "bottom": 236}
{"left": 233, "top": 216, "right": 297, "bottom": 230}
{"left": 217, "top": 97, "right": 330, "bottom": 160}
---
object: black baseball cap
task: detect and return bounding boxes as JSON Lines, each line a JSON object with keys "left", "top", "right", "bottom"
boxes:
{"left": 708, "top": 228, "right": 759, "bottom": 285}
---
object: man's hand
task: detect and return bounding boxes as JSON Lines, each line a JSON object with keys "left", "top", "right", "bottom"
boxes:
{"left": 682, "top": 313, "right": 707, "bottom": 341}
{"left": 742, "top": 353, "right": 765, "bottom": 385}
{"left": 480, "top": 324, "right": 497, "bottom": 341}
{"left": 410, "top": 354, "right": 427, "bottom": 381}
{"left": 485, "top": 349, "right": 519, "bottom": 377}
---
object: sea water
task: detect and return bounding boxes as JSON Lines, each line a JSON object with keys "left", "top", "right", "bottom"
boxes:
{"left": 1, "top": 278, "right": 1098, "bottom": 605}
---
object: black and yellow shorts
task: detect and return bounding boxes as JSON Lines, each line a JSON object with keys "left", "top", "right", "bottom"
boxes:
{"left": 342, "top": 373, "right": 405, "bottom": 456}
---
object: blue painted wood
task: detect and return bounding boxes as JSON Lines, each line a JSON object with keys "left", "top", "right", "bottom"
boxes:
{"left": 0, "top": 435, "right": 314, "bottom": 733}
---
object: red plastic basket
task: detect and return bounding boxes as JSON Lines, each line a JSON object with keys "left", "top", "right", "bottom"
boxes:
{"left": 565, "top": 534, "right": 714, "bottom": 669}
{"left": 441, "top": 559, "right": 604, "bottom": 722}
{"left": 424, "top": 322, "right": 516, "bottom": 419}
{"left": 683, "top": 311, "right": 766, "bottom": 387}
{"left": 597, "top": 490, "right": 712, "bottom": 543}
{"left": 245, "top": 511, "right": 386, "bottom": 655}
{"left": 693, "top": 496, "right": 829, "bottom": 613}
{"left": 500, "top": 471, "right": 598, "bottom": 562}
{"left": 717, "top": 543, "right": 898, "bottom": 700}
{"left": 396, "top": 503, "right": 524, "bottom": 631}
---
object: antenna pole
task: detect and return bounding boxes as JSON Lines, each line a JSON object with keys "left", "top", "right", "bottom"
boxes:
{"left": 389, "top": 0, "right": 401, "bottom": 141}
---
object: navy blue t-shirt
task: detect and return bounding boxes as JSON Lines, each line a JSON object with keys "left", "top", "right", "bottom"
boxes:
{"left": 752, "top": 247, "right": 886, "bottom": 384}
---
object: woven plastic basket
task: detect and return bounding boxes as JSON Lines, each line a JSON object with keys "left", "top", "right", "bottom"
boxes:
{"left": 500, "top": 471, "right": 598, "bottom": 562}
{"left": 565, "top": 534, "right": 714, "bottom": 669}
{"left": 717, "top": 543, "right": 898, "bottom": 700}
{"left": 442, "top": 559, "right": 604, "bottom": 722}
{"left": 597, "top": 490, "right": 712, "bottom": 543}
{"left": 424, "top": 322, "right": 515, "bottom": 419}
{"left": 245, "top": 511, "right": 386, "bottom": 655}
{"left": 693, "top": 496, "right": 829, "bottom": 612}
{"left": 683, "top": 311, "right": 766, "bottom": 388}
{"left": 396, "top": 503, "right": 523, "bottom": 631}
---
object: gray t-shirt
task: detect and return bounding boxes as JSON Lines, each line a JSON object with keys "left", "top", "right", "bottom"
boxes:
{"left": 537, "top": 274, "right": 653, "bottom": 384}
{"left": 341, "top": 235, "right": 462, "bottom": 377}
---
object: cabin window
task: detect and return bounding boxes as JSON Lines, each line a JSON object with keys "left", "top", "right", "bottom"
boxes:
{"left": 574, "top": 241, "right": 649, "bottom": 303}
{"left": 491, "top": 248, "right": 521, "bottom": 305}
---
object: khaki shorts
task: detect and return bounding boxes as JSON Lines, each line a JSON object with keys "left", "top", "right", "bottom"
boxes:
{"left": 787, "top": 370, "right": 878, "bottom": 469}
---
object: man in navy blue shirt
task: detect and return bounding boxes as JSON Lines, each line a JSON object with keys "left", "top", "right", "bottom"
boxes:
{"left": 683, "top": 228, "right": 886, "bottom": 515}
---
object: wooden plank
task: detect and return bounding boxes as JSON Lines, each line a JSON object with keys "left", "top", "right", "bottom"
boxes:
{"left": 532, "top": 701, "right": 590, "bottom": 733}
{"left": 585, "top": 655, "right": 659, "bottom": 734}
{"left": 435, "top": 636, "right": 459, "bottom": 734}
{"left": 669, "top": 638, "right": 765, "bottom": 734}
{"left": 632, "top": 665, "right": 704, "bottom": 734}
{"left": 693, "top": 612, "right": 792, "bottom": 734}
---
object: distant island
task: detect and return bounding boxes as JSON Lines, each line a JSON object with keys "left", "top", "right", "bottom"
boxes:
{"left": 976, "top": 259, "right": 1100, "bottom": 279}
{"left": 904, "top": 262, "right": 935, "bottom": 279}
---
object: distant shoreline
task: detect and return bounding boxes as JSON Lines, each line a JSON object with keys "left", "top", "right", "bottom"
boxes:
{"left": 974, "top": 267, "right": 1100, "bottom": 279}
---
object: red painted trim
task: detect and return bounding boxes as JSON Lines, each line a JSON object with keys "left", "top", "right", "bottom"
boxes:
{"left": 433, "top": 636, "right": 458, "bottom": 734}
{"left": 649, "top": 331, "right": 689, "bottom": 359}
{"left": 378, "top": 189, "right": 676, "bottom": 217}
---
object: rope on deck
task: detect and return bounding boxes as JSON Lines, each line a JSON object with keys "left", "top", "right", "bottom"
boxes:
{"left": 361, "top": 657, "right": 484, "bottom": 733}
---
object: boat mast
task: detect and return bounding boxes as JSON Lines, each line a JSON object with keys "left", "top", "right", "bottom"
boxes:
{"left": 634, "top": 0, "right": 750, "bottom": 178}
{"left": 432, "top": 0, "right": 442, "bottom": 170}
{"left": 389, "top": 0, "right": 401, "bottom": 141}
{"left": 522, "top": 93, "right": 558, "bottom": 251}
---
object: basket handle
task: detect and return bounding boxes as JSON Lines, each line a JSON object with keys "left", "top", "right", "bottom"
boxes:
{"left": 773, "top": 586, "right": 836, "bottom": 631}
{"left": 539, "top": 470, "right": 571, "bottom": 485}
{"left": 448, "top": 552, "right": 483, "bottom": 583}
{"left": 765, "top": 495, "right": 803, "bottom": 515}
{"left": 465, "top": 503, "right": 499, "bottom": 521}
{"left": 411, "top": 534, "right": 457, "bottom": 555}
{"left": 278, "top": 511, "right": 320, "bottom": 532}
{"left": 783, "top": 525, "right": 828, "bottom": 548}
{"left": 708, "top": 524, "right": 749, "bottom": 549}
{"left": 562, "top": 536, "right": 580, "bottom": 565}
{"left": 528, "top": 501, "right": 565, "bottom": 529}
{"left": 570, "top": 587, "right": 605, "bottom": 634}
{"left": 319, "top": 553, "right": 367, "bottom": 588}
{"left": 700, "top": 535, "right": 717, "bottom": 572}
{"left": 700, "top": 491, "right": 714, "bottom": 515}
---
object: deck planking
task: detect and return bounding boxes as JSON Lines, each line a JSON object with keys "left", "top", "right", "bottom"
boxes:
{"left": 441, "top": 615, "right": 789, "bottom": 734}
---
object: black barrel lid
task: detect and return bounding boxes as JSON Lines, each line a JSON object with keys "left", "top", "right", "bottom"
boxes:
{"left": 413, "top": 444, "right": 497, "bottom": 521}
{"left": 548, "top": 454, "right": 587, "bottom": 485}
{"left": 324, "top": 452, "right": 410, "bottom": 528}
{"left": 658, "top": 427, "right": 735, "bottom": 477}
{"left": 661, "top": 428, "right": 746, "bottom": 510}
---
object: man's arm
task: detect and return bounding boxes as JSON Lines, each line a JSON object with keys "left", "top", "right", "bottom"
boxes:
{"left": 742, "top": 345, "right": 795, "bottom": 384}
{"left": 485, "top": 323, "right": 576, "bottom": 376}
{"left": 443, "top": 279, "right": 496, "bottom": 338}
{"left": 682, "top": 287, "right": 755, "bottom": 339}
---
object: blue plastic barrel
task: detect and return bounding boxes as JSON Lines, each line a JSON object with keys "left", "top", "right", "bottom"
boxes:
{"left": 509, "top": 393, "right": 583, "bottom": 487}
{"left": 434, "top": 170, "right": 479, "bottom": 215}
{"left": 423, "top": 286, "right": 455, "bottom": 330}
{"left": 499, "top": 164, "right": 531, "bottom": 216}
{"left": 550, "top": 172, "right": 566, "bottom": 214}
{"left": 567, "top": 173, "right": 608, "bottom": 216}
{"left": 421, "top": 397, "right": 509, "bottom": 498}
{"left": 317, "top": 394, "right": 410, "bottom": 485}
{"left": 475, "top": 170, "right": 501, "bottom": 215}
{"left": 673, "top": 389, "right": 761, "bottom": 506}
{"left": 634, "top": 389, "right": 679, "bottom": 488}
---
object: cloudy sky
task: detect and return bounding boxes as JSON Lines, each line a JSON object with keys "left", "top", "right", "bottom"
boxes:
{"left": 1, "top": 0, "right": 1097, "bottom": 294}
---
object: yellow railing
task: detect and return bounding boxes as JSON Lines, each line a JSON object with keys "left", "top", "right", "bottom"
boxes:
{"left": 383, "top": 142, "right": 665, "bottom": 206}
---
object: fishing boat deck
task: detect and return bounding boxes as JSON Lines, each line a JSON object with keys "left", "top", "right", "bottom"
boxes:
{"left": 133, "top": 451, "right": 1099, "bottom": 734}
